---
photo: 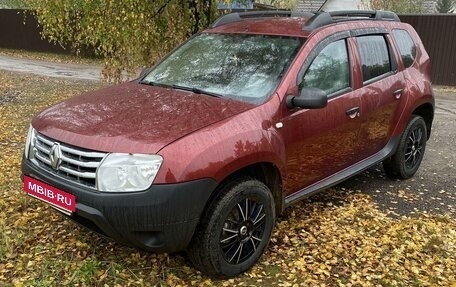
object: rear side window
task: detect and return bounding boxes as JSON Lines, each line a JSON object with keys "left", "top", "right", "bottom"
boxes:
{"left": 357, "top": 35, "right": 392, "bottom": 82}
{"left": 392, "top": 29, "right": 416, "bottom": 68}
{"left": 301, "top": 39, "right": 350, "bottom": 95}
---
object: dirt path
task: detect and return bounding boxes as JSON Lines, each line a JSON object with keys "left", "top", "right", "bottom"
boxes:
{"left": 0, "top": 55, "right": 102, "bottom": 81}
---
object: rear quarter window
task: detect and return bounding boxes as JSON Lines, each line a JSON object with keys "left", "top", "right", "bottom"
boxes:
{"left": 392, "top": 29, "right": 416, "bottom": 68}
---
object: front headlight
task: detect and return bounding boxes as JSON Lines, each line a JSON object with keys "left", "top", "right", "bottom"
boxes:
{"left": 96, "top": 153, "right": 163, "bottom": 192}
{"left": 24, "top": 125, "right": 36, "bottom": 160}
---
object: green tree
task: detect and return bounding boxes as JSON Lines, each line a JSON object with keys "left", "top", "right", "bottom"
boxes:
{"left": 436, "top": 0, "right": 455, "bottom": 13}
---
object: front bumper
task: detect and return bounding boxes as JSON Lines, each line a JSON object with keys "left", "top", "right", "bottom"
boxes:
{"left": 22, "top": 157, "right": 217, "bottom": 253}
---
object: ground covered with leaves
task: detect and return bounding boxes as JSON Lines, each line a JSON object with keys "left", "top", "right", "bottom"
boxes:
{"left": 0, "top": 71, "right": 455, "bottom": 286}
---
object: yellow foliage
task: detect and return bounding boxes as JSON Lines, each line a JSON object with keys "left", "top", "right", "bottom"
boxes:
{"left": 25, "top": 0, "right": 218, "bottom": 83}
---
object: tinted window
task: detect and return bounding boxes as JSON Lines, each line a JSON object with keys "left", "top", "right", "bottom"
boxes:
{"left": 302, "top": 39, "right": 350, "bottom": 95}
{"left": 357, "top": 35, "right": 391, "bottom": 82}
{"left": 392, "top": 29, "right": 416, "bottom": 68}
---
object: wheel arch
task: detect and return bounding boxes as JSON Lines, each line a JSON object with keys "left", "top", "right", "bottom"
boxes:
{"left": 207, "top": 162, "right": 284, "bottom": 216}
{"left": 411, "top": 102, "right": 434, "bottom": 139}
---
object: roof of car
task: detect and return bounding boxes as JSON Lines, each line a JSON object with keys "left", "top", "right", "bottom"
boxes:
{"left": 207, "top": 10, "right": 401, "bottom": 38}
{"left": 207, "top": 17, "right": 312, "bottom": 37}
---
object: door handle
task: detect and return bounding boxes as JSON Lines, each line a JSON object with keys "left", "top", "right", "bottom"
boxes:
{"left": 393, "top": 89, "right": 403, "bottom": 99}
{"left": 346, "top": 106, "right": 360, "bottom": 119}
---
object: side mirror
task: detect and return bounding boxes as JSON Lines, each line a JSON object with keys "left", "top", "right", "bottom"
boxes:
{"left": 139, "top": 67, "right": 152, "bottom": 79}
{"left": 286, "top": 87, "right": 328, "bottom": 109}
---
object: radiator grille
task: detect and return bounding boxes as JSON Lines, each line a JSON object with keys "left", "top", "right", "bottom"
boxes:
{"left": 31, "top": 133, "right": 106, "bottom": 189}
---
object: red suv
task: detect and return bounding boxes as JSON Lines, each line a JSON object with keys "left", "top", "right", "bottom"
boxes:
{"left": 22, "top": 10, "right": 434, "bottom": 277}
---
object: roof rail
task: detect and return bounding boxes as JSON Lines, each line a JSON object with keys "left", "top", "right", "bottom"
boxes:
{"left": 211, "top": 10, "right": 314, "bottom": 28}
{"left": 330, "top": 10, "right": 400, "bottom": 21}
{"left": 302, "top": 12, "right": 332, "bottom": 31}
{"left": 211, "top": 10, "right": 400, "bottom": 31}
{"left": 303, "top": 10, "right": 400, "bottom": 31}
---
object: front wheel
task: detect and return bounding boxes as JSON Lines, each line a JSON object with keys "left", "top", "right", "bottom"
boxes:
{"left": 383, "top": 115, "right": 427, "bottom": 179}
{"left": 187, "top": 178, "right": 275, "bottom": 277}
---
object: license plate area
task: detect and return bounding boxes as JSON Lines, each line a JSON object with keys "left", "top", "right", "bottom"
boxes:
{"left": 23, "top": 175, "right": 76, "bottom": 215}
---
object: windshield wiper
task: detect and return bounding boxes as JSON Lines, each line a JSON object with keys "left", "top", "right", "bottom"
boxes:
{"left": 139, "top": 80, "right": 171, "bottom": 88}
{"left": 171, "top": 84, "right": 222, "bottom": 98}
{"left": 140, "top": 81, "right": 222, "bottom": 98}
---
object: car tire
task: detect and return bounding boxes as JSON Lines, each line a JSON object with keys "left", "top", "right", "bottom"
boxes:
{"left": 187, "top": 177, "right": 275, "bottom": 278}
{"left": 383, "top": 115, "right": 427, "bottom": 179}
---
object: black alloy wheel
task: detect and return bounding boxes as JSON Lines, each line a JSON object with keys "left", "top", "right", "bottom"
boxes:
{"left": 187, "top": 178, "right": 275, "bottom": 277}
{"left": 220, "top": 197, "right": 266, "bottom": 265}
{"left": 404, "top": 124, "right": 424, "bottom": 170}
{"left": 383, "top": 115, "right": 427, "bottom": 179}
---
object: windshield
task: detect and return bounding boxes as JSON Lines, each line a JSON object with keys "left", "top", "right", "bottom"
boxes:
{"left": 142, "top": 33, "right": 303, "bottom": 104}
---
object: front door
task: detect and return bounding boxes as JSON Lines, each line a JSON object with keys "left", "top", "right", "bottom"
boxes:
{"left": 279, "top": 38, "right": 362, "bottom": 196}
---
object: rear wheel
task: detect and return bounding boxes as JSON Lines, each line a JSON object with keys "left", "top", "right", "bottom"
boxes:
{"left": 383, "top": 115, "right": 427, "bottom": 179}
{"left": 187, "top": 177, "right": 275, "bottom": 277}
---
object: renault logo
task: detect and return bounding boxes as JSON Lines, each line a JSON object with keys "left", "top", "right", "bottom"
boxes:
{"left": 49, "top": 143, "right": 62, "bottom": 170}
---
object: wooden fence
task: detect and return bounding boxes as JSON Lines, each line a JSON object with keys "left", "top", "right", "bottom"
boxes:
{"left": 0, "top": 9, "right": 67, "bottom": 53}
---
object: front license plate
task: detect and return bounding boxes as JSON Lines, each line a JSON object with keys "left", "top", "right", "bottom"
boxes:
{"left": 23, "top": 175, "right": 76, "bottom": 214}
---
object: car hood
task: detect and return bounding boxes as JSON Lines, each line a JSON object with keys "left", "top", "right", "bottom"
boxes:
{"left": 32, "top": 82, "right": 254, "bottom": 153}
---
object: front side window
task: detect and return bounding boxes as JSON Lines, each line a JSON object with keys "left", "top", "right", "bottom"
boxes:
{"left": 143, "top": 33, "right": 303, "bottom": 104}
{"left": 392, "top": 29, "right": 416, "bottom": 68}
{"left": 357, "top": 35, "right": 392, "bottom": 82}
{"left": 301, "top": 39, "right": 350, "bottom": 95}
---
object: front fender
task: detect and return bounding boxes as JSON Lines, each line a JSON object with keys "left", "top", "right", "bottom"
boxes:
{"left": 154, "top": 99, "right": 285, "bottom": 184}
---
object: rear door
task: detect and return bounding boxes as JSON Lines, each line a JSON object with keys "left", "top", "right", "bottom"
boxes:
{"left": 352, "top": 32, "right": 406, "bottom": 158}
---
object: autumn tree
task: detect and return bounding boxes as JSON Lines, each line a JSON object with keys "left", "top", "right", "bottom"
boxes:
{"left": 0, "top": 0, "right": 27, "bottom": 8}
{"left": 25, "top": 0, "right": 297, "bottom": 82}
{"left": 364, "top": 0, "right": 426, "bottom": 13}
{"left": 436, "top": 0, "right": 455, "bottom": 13}
{"left": 24, "top": 0, "right": 217, "bottom": 82}
{"left": 258, "top": 0, "right": 297, "bottom": 9}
